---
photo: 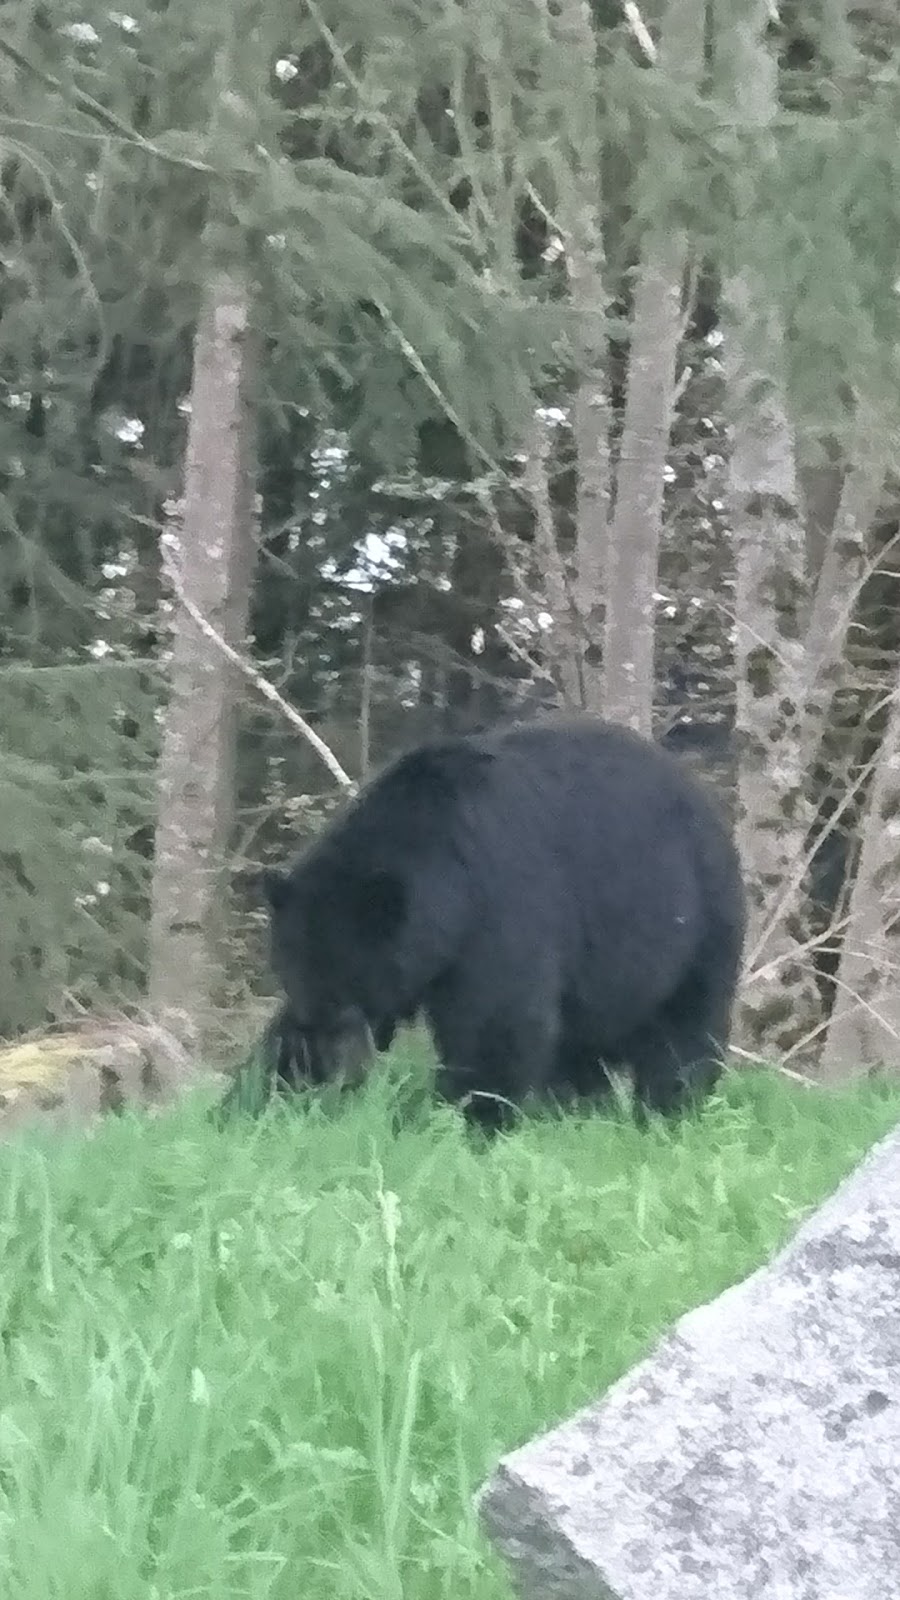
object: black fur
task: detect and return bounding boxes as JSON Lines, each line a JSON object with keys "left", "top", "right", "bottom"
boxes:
{"left": 260, "top": 998, "right": 377, "bottom": 1093}
{"left": 262, "top": 716, "right": 746, "bottom": 1132}
{"left": 262, "top": 999, "right": 326, "bottom": 1090}
{"left": 244, "top": 998, "right": 407, "bottom": 1111}
{"left": 211, "top": 1000, "right": 355, "bottom": 1124}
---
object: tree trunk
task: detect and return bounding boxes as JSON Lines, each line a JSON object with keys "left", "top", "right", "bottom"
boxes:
{"left": 602, "top": 0, "right": 704, "bottom": 736}
{"left": 799, "top": 449, "right": 843, "bottom": 591}
{"left": 819, "top": 679, "right": 900, "bottom": 1079}
{"left": 522, "top": 409, "right": 582, "bottom": 706}
{"left": 799, "top": 451, "right": 885, "bottom": 756}
{"left": 602, "top": 236, "right": 687, "bottom": 734}
{"left": 727, "top": 319, "right": 822, "bottom": 1056}
{"left": 147, "top": 273, "right": 257, "bottom": 1050}
{"left": 536, "top": 0, "right": 609, "bottom": 712}
{"left": 568, "top": 244, "right": 610, "bottom": 715}
{"left": 719, "top": 3, "right": 823, "bottom": 1056}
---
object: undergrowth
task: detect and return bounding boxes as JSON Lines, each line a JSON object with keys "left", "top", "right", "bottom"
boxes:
{"left": 0, "top": 1047, "right": 897, "bottom": 1598}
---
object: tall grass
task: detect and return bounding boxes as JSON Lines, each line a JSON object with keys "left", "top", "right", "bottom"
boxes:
{"left": 0, "top": 1048, "right": 897, "bottom": 1598}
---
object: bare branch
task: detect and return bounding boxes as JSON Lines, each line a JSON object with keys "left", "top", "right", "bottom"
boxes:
{"left": 622, "top": 2, "right": 658, "bottom": 62}
{"left": 159, "top": 537, "right": 354, "bottom": 792}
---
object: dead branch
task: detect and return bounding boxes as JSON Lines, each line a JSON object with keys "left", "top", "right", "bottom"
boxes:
{"left": 622, "top": 1, "right": 657, "bottom": 61}
{"left": 159, "top": 534, "right": 354, "bottom": 792}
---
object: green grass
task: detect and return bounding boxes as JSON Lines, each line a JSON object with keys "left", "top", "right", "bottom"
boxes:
{"left": 0, "top": 1049, "right": 898, "bottom": 1599}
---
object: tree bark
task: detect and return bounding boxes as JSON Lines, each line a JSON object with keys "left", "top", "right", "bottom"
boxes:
{"left": 567, "top": 237, "right": 610, "bottom": 714}
{"left": 727, "top": 322, "right": 822, "bottom": 1056}
{"left": 601, "top": 0, "right": 704, "bottom": 736}
{"left": 602, "top": 237, "right": 687, "bottom": 734}
{"left": 819, "top": 679, "right": 900, "bottom": 1079}
{"left": 719, "top": 2, "right": 823, "bottom": 1055}
{"left": 534, "top": 0, "right": 610, "bottom": 711}
{"left": 799, "top": 451, "right": 885, "bottom": 758}
{"left": 147, "top": 273, "right": 257, "bottom": 1049}
{"left": 522, "top": 409, "right": 582, "bottom": 706}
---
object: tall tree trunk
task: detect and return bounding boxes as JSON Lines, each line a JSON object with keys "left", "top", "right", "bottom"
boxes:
{"left": 602, "top": 0, "right": 704, "bottom": 736}
{"left": 147, "top": 273, "right": 257, "bottom": 1050}
{"left": 799, "top": 450, "right": 885, "bottom": 755}
{"left": 602, "top": 238, "right": 687, "bottom": 734}
{"left": 819, "top": 677, "right": 900, "bottom": 1079}
{"left": 718, "top": 2, "right": 823, "bottom": 1055}
{"left": 727, "top": 345, "right": 822, "bottom": 1055}
{"left": 537, "top": 0, "right": 610, "bottom": 712}
{"left": 522, "top": 410, "right": 582, "bottom": 706}
{"left": 567, "top": 238, "right": 610, "bottom": 715}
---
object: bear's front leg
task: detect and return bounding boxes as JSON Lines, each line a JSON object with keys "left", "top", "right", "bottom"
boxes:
{"left": 428, "top": 998, "right": 560, "bottom": 1135}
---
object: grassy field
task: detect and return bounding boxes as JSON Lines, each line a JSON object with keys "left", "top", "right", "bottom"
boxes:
{"left": 0, "top": 1047, "right": 898, "bottom": 1599}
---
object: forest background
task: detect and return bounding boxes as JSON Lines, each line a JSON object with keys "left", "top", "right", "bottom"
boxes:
{"left": 2, "top": 0, "right": 900, "bottom": 1088}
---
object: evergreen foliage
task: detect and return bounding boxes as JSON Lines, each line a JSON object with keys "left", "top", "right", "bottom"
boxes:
{"left": 1, "top": 0, "right": 900, "bottom": 1040}
{"left": 0, "top": 660, "right": 156, "bottom": 1031}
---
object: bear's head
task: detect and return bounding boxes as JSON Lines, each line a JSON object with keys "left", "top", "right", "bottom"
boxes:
{"left": 260, "top": 858, "right": 408, "bottom": 1042}
{"left": 264, "top": 998, "right": 377, "bottom": 1092}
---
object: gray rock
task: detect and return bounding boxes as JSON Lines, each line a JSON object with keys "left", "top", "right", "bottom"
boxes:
{"left": 477, "top": 1123, "right": 900, "bottom": 1600}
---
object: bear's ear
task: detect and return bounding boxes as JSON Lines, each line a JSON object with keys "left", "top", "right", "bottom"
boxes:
{"left": 347, "top": 869, "right": 407, "bottom": 943}
{"left": 259, "top": 866, "right": 292, "bottom": 912}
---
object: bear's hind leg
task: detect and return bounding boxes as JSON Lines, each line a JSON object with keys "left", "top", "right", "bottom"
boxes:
{"left": 623, "top": 920, "right": 740, "bottom": 1123}
{"left": 623, "top": 979, "right": 732, "bottom": 1124}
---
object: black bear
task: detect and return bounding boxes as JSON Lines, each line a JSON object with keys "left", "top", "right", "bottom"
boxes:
{"left": 212, "top": 997, "right": 380, "bottom": 1125}
{"left": 261, "top": 715, "right": 746, "bottom": 1131}
{"left": 262, "top": 998, "right": 332, "bottom": 1090}
{"left": 261, "top": 997, "right": 380, "bottom": 1091}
